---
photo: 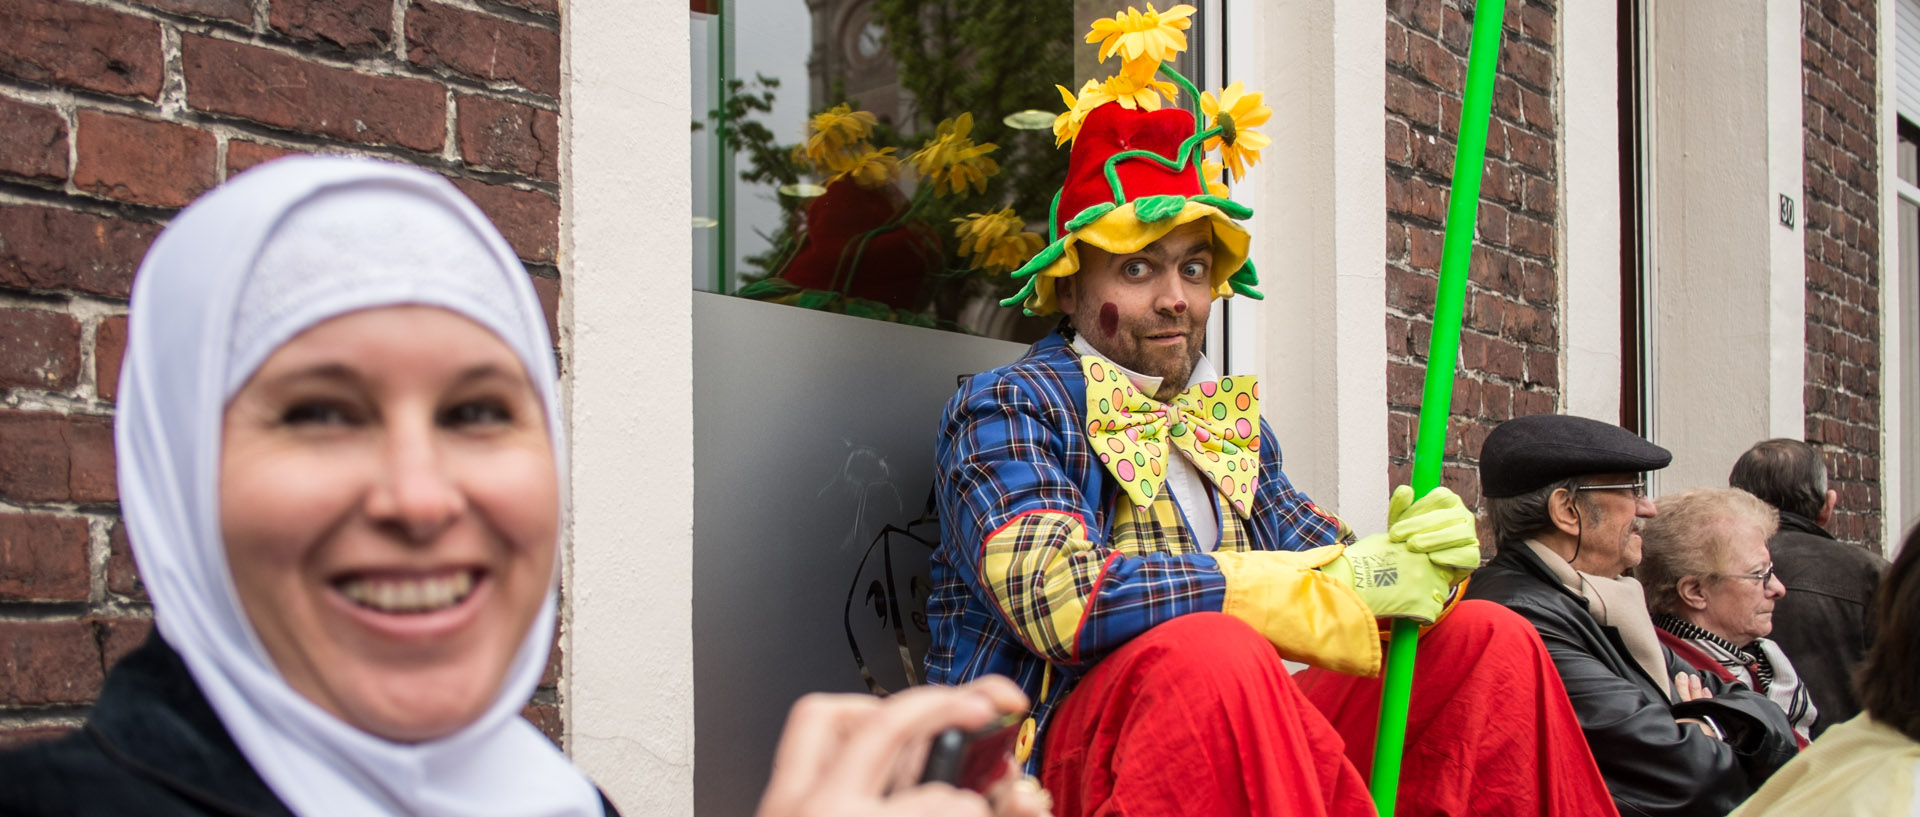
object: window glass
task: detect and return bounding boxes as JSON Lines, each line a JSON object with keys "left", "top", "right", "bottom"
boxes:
{"left": 692, "top": 1, "right": 1205, "bottom": 341}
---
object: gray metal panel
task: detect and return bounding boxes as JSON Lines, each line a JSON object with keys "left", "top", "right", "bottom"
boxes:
{"left": 691, "top": 292, "right": 1027, "bottom": 816}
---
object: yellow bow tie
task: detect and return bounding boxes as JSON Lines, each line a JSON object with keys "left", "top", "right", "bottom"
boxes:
{"left": 1079, "top": 356, "right": 1262, "bottom": 518}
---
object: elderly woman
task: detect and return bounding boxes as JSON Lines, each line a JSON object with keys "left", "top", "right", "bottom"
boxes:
{"left": 0, "top": 157, "right": 1042, "bottom": 817}
{"left": 1639, "top": 488, "right": 1817, "bottom": 745}
{"left": 1731, "top": 524, "right": 1920, "bottom": 816}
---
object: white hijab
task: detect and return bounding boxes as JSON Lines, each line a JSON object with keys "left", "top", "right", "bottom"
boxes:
{"left": 115, "top": 156, "right": 601, "bottom": 817}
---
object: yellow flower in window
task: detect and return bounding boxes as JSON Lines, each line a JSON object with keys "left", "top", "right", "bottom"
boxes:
{"left": 953, "top": 208, "right": 1045, "bottom": 274}
{"left": 1201, "top": 159, "right": 1228, "bottom": 197}
{"left": 909, "top": 113, "right": 1000, "bottom": 196}
{"left": 1103, "top": 59, "right": 1177, "bottom": 111}
{"left": 1086, "top": 3, "right": 1196, "bottom": 64}
{"left": 832, "top": 146, "right": 901, "bottom": 189}
{"left": 805, "top": 103, "right": 878, "bottom": 169}
{"left": 1054, "top": 80, "right": 1115, "bottom": 146}
{"left": 1200, "top": 81, "right": 1273, "bottom": 181}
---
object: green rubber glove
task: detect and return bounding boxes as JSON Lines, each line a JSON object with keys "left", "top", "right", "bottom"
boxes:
{"left": 1322, "top": 485, "right": 1482, "bottom": 623}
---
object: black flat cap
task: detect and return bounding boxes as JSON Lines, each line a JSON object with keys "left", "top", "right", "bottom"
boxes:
{"left": 1479, "top": 414, "right": 1672, "bottom": 498}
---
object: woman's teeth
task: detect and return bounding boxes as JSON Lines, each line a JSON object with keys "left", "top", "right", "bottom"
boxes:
{"left": 338, "top": 572, "right": 475, "bottom": 613}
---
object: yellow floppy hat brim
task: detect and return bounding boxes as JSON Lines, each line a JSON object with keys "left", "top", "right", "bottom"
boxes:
{"left": 1009, "top": 199, "right": 1252, "bottom": 316}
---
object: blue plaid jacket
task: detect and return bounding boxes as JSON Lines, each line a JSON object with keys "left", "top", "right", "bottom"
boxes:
{"left": 927, "top": 333, "right": 1346, "bottom": 758}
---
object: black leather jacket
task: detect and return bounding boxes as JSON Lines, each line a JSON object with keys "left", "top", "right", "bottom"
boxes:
{"left": 1465, "top": 544, "right": 1798, "bottom": 817}
{"left": 0, "top": 633, "right": 620, "bottom": 816}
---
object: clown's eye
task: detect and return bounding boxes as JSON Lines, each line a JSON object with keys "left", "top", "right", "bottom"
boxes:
{"left": 1122, "top": 260, "right": 1150, "bottom": 278}
{"left": 1181, "top": 260, "right": 1209, "bottom": 280}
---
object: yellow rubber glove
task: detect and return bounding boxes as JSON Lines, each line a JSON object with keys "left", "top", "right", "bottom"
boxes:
{"left": 1321, "top": 485, "right": 1482, "bottom": 623}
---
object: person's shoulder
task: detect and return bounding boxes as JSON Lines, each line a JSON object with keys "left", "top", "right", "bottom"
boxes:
{"left": 1771, "top": 529, "right": 1887, "bottom": 575}
{"left": 953, "top": 336, "right": 1079, "bottom": 407}
{"left": 0, "top": 729, "right": 141, "bottom": 815}
{"left": 1465, "top": 549, "right": 1579, "bottom": 617}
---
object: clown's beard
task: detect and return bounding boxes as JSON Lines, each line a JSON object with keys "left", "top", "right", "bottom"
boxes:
{"left": 1079, "top": 311, "right": 1205, "bottom": 401}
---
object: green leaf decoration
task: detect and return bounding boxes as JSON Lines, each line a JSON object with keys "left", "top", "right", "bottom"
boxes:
{"left": 1191, "top": 195, "right": 1253, "bottom": 220}
{"left": 1065, "top": 202, "right": 1117, "bottom": 232}
{"left": 1133, "top": 194, "right": 1186, "bottom": 223}
{"left": 1008, "top": 238, "right": 1067, "bottom": 282}
{"left": 1228, "top": 258, "right": 1265, "bottom": 300}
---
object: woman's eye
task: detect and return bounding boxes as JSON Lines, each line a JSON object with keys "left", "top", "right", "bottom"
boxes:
{"left": 442, "top": 400, "right": 513, "bottom": 427}
{"left": 280, "top": 401, "right": 356, "bottom": 427}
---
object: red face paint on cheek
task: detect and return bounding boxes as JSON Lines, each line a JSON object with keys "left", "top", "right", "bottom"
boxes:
{"left": 1098, "top": 302, "right": 1119, "bottom": 338}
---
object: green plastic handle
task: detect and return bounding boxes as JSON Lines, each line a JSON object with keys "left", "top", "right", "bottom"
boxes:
{"left": 1369, "top": 2, "right": 1507, "bottom": 813}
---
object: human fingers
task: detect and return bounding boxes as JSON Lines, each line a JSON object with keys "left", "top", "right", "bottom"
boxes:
{"left": 885, "top": 782, "right": 995, "bottom": 817}
{"left": 758, "top": 693, "right": 884, "bottom": 817}
{"left": 822, "top": 685, "right": 1000, "bottom": 802}
{"left": 959, "top": 675, "right": 1030, "bottom": 717}
{"left": 987, "top": 774, "right": 1055, "bottom": 817}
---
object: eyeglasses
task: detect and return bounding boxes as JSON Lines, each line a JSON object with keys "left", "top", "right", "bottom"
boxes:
{"left": 1716, "top": 564, "right": 1777, "bottom": 585}
{"left": 1574, "top": 480, "right": 1647, "bottom": 499}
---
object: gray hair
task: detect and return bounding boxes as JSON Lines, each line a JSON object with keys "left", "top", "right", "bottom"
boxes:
{"left": 1484, "top": 476, "right": 1584, "bottom": 549}
{"left": 1638, "top": 488, "right": 1780, "bottom": 615}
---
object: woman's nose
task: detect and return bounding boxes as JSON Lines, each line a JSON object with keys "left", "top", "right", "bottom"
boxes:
{"left": 366, "top": 421, "right": 465, "bottom": 543}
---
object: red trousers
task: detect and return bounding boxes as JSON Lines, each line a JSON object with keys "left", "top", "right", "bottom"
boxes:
{"left": 1039, "top": 602, "right": 1618, "bottom": 817}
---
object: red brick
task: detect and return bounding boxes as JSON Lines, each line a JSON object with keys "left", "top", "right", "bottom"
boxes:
{"left": 407, "top": 3, "right": 560, "bottom": 96}
{"left": 0, "top": 725, "right": 74, "bottom": 749}
{"left": 530, "top": 274, "right": 560, "bottom": 342}
{"left": 0, "top": 97, "right": 67, "bottom": 182}
{"left": 0, "top": 411, "right": 116, "bottom": 504}
{"left": 450, "top": 178, "right": 558, "bottom": 263}
{"left": 1386, "top": 74, "right": 1439, "bottom": 129}
{"left": 183, "top": 36, "right": 446, "bottom": 153}
{"left": 271, "top": 0, "right": 391, "bottom": 53}
{"left": 125, "top": 0, "right": 252, "bottom": 24}
{"left": 225, "top": 141, "right": 305, "bottom": 179}
{"left": 1407, "top": 33, "right": 1462, "bottom": 91}
{"left": 0, "top": 0, "right": 163, "bottom": 100}
{"left": 95, "top": 315, "right": 128, "bottom": 400}
{"left": 74, "top": 111, "right": 218, "bottom": 208}
{"left": 106, "top": 520, "right": 144, "bottom": 601}
{"left": 522, "top": 702, "right": 561, "bottom": 745}
{"left": 0, "top": 513, "right": 89, "bottom": 601}
{"left": 0, "top": 205, "right": 157, "bottom": 298}
{"left": 0, "top": 308, "right": 81, "bottom": 391}
{"left": 93, "top": 617, "right": 153, "bottom": 668}
{"left": 493, "top": 0, "right": 559, "bottom": 16}
{"left": 458, "top": 96, "right": 559, "bottom": 181}
{"left": 1385, "top": 119, "right": 1410, "bottom": 164}
{"left": 0, "top": 621, "right": 104, "bottom": 705}
{"left": 1407, "top": 227, "right": 1443, "bottom": 271}
{"left": 1393, "top": 0, "right": 1443, "bottom": 37}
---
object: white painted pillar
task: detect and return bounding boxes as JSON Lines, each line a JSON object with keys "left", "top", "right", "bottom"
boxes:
{"left": 1228, "top": 0, "right": 1389, "bottom": 528}
{"left": 1644, "top": 0, "right": 1806, "bottom": 493}
{"left": 560, "top": 1, "right": 696, "bottom": 812}
{"left": 1560, "top": 0, "right": 1625, "bottom": 423}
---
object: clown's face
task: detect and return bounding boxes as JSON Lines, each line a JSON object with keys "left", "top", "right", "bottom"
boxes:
{"left": 1059, "top": 219, "right": 1215, "bottom": 400}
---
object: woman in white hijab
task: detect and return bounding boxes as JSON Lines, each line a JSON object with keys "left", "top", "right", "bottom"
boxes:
{"left": 0, "top": 157, "right": 1044, "bottom": 817}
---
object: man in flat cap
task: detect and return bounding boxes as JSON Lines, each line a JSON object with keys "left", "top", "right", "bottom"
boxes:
{"left": 1466, "top": 414, "right": 1798, "bottom": 817}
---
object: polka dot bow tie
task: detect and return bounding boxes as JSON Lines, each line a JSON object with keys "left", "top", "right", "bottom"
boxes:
{"left": 1078, "top": 356, "right": 1262, "bottom": 518}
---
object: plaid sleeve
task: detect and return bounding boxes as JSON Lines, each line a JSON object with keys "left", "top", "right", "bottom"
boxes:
{"left": 936, "top": 369, "right": 1230, "bottom": 667}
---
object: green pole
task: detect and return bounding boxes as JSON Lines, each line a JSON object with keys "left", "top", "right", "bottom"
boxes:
{"left": 1369, "top": 2, "right": 1507, "bottom": 813}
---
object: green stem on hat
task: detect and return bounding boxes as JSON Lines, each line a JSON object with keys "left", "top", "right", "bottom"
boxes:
{"left": 1157, "top": 63, "right": 1204, "bottom": 123}
{"left": 1100, "top": 126, "right": 1223, "bottom": 206}
{"left": 1371, "top": 1, "right": 1506, "bottom": 814}
{"left": 1047, "top": 188, "right": 1063, "bottom": 238}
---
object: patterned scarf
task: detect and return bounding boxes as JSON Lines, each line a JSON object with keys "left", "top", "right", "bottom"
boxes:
{"left": 1655, "top": 614, "right": 1772, "bottom": 691}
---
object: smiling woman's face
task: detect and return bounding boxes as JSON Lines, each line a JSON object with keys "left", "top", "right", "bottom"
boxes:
{"left": 219, "top": 305, "right": 557, "bottom": 743}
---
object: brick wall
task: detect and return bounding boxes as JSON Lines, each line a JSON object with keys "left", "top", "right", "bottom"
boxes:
{"left": 1384, "top": 0, "right": 1561, "bottom": 508}
{"left": 1800, "top": 0, "right": 1884, "bottom": 552}
{"left": 0, "top": 0, "right": 564, "bottom": 747}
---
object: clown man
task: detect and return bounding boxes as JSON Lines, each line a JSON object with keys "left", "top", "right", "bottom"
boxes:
{"left": 926, "top": 6, "right": 1616, "bottom": 816}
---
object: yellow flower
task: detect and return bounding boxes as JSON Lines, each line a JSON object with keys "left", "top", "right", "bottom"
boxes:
{"left": 805, "top": 103, "right": 878, "bottom": 169}
{"left": 1103, "top": 59, "right": 1177, "bottom": 112}
{"left": 831, "top": 146, "right": 901, "bottom": 189}
{"left": 953, "top": 208, "right": 1045, "bottom": 274}
{"left": 1053, "top": 80, "right": 1115, "bottom": 146}
{"left": 909, "top": 113, "right": 1001, "bottom": 196}
{"left": 1201, "top": 159, "right": 1228, "bottom": 197}
{"left": 1086, "top": 3, "right": 1196, "bottom": 64}
{"left": 1200, "top": 81, "right": 1273, "bottom": 182}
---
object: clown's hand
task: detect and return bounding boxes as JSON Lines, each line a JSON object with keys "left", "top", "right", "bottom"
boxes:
{"left": 1385, "top": 484, "right": 1481, "bottom": 586}
{"left": 1322, "top": 486, "right": 1481, "bottom": 623}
